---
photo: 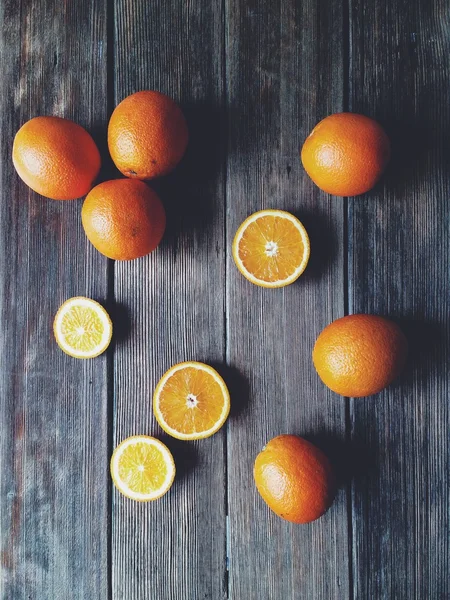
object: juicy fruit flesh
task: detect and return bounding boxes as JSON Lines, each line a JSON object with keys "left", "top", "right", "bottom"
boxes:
{"left": 60, "top": 305, "right": 104, "bottom": 352}
{"left": 157, "top": 366, "right": 226, "bottom": 436}
{"left": 117, "top": 441, "right": 169, "bottom": 496}
{"left": 238, "top": 215, "right": 306, "bottom": 282}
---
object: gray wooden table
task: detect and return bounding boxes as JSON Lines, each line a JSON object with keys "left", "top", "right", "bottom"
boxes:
{"left": 1, "top": 1, "right": 449, "bottom": 598}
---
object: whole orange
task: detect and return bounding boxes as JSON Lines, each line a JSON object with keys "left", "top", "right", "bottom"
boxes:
{"left": 12, "top": 116, "right": 101, "bottom": 200}
{"left": 313, "top": 314, "right": 408, "bottom": 397}
{"left": 81, "top": 179, "right": 166, "bottom": 261}
{"left": 301, "top": 113, "right": 390, "bottom": 196}
{"left": 108, "top": 91, "right": 188, "bottom": 180}
{"left": 254, "top": 435, "right": 335, "bottom": 524}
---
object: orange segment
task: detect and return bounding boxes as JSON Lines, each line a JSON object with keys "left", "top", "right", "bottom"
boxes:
{"left": 153, "top": 362, "right": 230, "bottom": 440}
{"left": 232, "top": 210, "right": 310, "bottom": 288}
{"left": 110, "top": 436, "right": 175, "bottom": 502}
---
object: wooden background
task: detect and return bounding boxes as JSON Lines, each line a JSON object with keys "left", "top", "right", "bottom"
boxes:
{"left": 0, "top": 0, "right": 448, "bottom": 598}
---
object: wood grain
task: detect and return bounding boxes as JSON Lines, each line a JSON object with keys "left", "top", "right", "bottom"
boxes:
{"left": 349, "top": 0, "right": 450, "bottom": 598}
{"left": 0, "top": 1, "right": 109, "bottom": 599}
{"left": 225, "top": 1, "right": 350, "bottom": 598}
{"left": 111, "top": 1, "right": 227, "bottom": 598}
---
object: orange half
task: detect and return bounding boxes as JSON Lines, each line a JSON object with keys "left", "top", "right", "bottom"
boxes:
{"left": 110, "top": 435, "right": 175, "bottom": 501}
{"left": 153, "top": 362, "right": 230, "bottom": 440}
{"left": 232, "top": 210, "right": 310, "bottom": 288}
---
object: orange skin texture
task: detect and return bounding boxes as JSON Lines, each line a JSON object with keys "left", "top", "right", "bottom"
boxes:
{"left": 301, "top": 113, "right": 391, "bottom": 197}
{"left": 81, "top": 179, "right": 166, "bottom": 261}
{"left": 313, "top": 314, "right": 408, "bottom": 397}
{"left": 254, "top": 435, "right": 335, "bottom": 524}
{"left": 108, "top": 91, "right": 189, "bottom": 180}
{"left": 12, "top": 116, "right": 101, "bottom": 200}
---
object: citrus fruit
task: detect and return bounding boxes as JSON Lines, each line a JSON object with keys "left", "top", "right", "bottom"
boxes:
{"left": 81, "top": 179, "right": 166, "bottom": 261}
{"left": 254, "top": 434, "right": 335, "bottom": 524}
{"left": 153, "top": 362, "right": 230, "bottom": 441}
{"left": 313, "top": 314, "right": 408, "bottom": 397}
{"left": 232, "top": 210, "right": 310, "bottom": 288}
{"left": 12, "top": 116, "right": 101, "bottom": 200}
{"left": 53, "top": 296, "right": 112, "bottom": 359}
{"left": 111, "top": 435, "right": 175, "bottom": 502}
{"left": 301, "top": 113, "right": 391, "bottom": 196}
{"left": 108, "top": 90, "right": 188, "bottom": 180}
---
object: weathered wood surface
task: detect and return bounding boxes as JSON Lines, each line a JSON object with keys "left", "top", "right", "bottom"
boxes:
{"left": 1, "top": 0, "right": 449, "bottom": 598}
{"left": 0, "top": 2, "right": 109, "bottom": 599}
{"left": 111, "top": 1, "right": 227, "bottom": 599}
{"left": 348, "top": 1, "right": 450, "bottom": 598}
{"left": 225, "top": 0, "right": 350, "bottom": 598}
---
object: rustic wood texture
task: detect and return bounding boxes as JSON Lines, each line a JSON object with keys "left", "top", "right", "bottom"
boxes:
{"left": 0, "top": 2, "right": 109, "bottom": 599}
{"left": 2, "top": 0, "right": 450, "bottom": 598}
{"left": 111, "top": 1, "right": 227, "bottom": 599}
{"left": 349, "top": 1, "right": 450, "bottom": 598}
{"left": 225, "top": 1, "right": 350, "bottom": 598}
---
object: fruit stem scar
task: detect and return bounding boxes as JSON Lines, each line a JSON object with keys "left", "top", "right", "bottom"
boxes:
{"left": 186, "top": 393, "right": 198, "bottom": 409}
{"left": 265, "top": 241, "right": 278, "bottom": 257}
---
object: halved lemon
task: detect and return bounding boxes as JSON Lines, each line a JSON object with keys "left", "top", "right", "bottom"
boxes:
{"left": 153, "top": 362, "right": 230, "bottom": 441}
{"left": 53, "top": 296, "right": 112, "bottom": 359}
{"left": 110, "top": 435, "right": 175, "bottom": 502}
{"left": 232, "top": 209, "right": 310, "bottom": 288}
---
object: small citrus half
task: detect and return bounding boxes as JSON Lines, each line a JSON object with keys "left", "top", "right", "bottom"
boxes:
{"left": 153, "top": 362, "right": 230, "bottom": 441}
{"left": 53, "top": 296, "right": 112, "bottom": 359}
{"left": 232, "top": 210, "right": 310, "bottom": 288}
{"left": 110, "top": 435, "right": 175, "bottom": 502}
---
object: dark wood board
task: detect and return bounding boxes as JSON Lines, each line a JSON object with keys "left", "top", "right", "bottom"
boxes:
{"left": 349, "top": 0, "right": 450, "bottom": 598}
{"left": 0, "top": 1, "right": 109, "bottom": 599}
{"left": 1, "top": 0, "right": 450, "bottom": 598}
{"left": 111, "top": 1, "right": 227, "bottom": 598}
{"left": 225, "top": 1, "right": 350, "bottom": 598}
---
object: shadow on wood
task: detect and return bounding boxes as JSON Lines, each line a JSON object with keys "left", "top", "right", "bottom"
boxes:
{"left": 152, "top": 101, "right": 226, "bottom": 249}
{"left": 157, "top": 434, "right": 199, "bottom": 484}
{"left": 303, "top": 430, "right": 378, "bottom": 488}
{"left": 209, "top": 363, "right": 251, "bottom": 420}
{"left": 291, "top": 206, "right": 340, "bottom": 284}
{"left": 394, "top": 318, "right": 449, "bottom": 388}
{"left": 103, "top": 300, "right": 132, "bottom": 344}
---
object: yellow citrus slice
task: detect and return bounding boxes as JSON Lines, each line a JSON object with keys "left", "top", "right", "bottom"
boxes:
{"left": 232, "top": 209, "right": 310, "bottom": 288}
{"left": 110, "top": 435, "right": 175, "bottom": 502}
{"left": 153, "top": 362, "right": 230, "bottom": 441}
{"left": 53, "top": 296, "right": 112, "bottom": 359}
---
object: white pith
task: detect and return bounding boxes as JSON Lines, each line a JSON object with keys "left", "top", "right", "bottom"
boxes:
{"left": 265, "top": 241, "right": 278, "bottom": 257}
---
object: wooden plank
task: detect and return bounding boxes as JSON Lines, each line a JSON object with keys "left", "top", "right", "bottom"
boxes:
{"left": 111, "top": 1, "right": 227, "bottom": 599}
{"left": 0, "top": 2, "right": 109, "bottom": 599}
{"left": 225, "top": 1, "right": 350, "bottom": 598}
{"left": 349, "top": 0, "right": 450, "bottom": 597}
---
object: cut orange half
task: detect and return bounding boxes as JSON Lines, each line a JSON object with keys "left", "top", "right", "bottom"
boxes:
{"left": 53, "top": 296, "right": 112, "bottom": 358}
{"left": 110, "top": 435, "right": 175, "bottom": 502}
{"left": 153, "top": 362, "right": 230, "bottom": 441}
{"left": 232, "top": 209, "right": 310, "bottom": 288}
